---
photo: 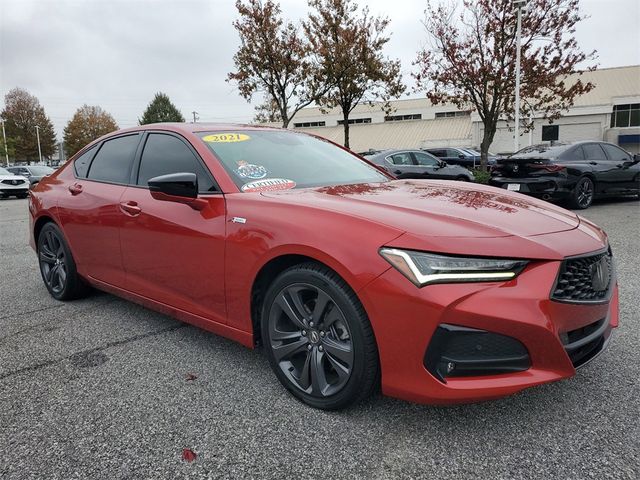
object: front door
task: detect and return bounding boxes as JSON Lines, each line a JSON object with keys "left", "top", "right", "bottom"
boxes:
{"left": 119, "top": 132, "right": 227, "bottom": 323}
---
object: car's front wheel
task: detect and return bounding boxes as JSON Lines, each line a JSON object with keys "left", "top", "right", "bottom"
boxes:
{"left": 37, "top": 222, "right": 89, "bottom": 300}
{"left": 261, "top": 263, "right": 379, "bottom": 410}
{"left": 570, "top": 176, "right": 595, "bottom": 209}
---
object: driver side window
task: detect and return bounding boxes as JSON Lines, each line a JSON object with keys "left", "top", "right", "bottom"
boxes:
{"left": 137, "top": 133, "right": 215, "bottom": 192}
{"left": 413, "top": 152, "right": 439, "bottom": 166}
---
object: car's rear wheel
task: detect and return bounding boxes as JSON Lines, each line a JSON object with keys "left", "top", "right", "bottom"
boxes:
{"left": 37, "top": 223, "right": 89, "bottom": 300}
{"left": 570, "top": 176, "right": 594, "bottom": 209}
{"left": 261, "top": 263, "right": 379, "bottom": 410}
{"left": 455, "top": 175, "right": 469, "bottom": 182}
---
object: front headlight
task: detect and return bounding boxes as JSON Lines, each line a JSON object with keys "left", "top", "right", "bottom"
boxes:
{"left": 379, "top": 248, "right": 528, "bottom": 287}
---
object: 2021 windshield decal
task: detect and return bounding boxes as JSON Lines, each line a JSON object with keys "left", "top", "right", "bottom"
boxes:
{"left": 202, "top": 133, "right": 250, "bottom": 143}
{"left": 241, "top": 178, "right": 296, "bottom": 193}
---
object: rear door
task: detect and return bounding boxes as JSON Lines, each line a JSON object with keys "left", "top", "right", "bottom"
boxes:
{"left": 119, "top": 131, "right": 227, "bottom": 323}
{"left": 57, "top": 133, "right": 141, "bottom": 286}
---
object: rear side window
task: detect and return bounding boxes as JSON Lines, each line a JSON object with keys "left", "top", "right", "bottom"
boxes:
{"left": 388, "top": 153, "right": 413, "bottom": 165}
{"left": 428, "top": 149, "right": 446, "bottom": 157}
{"left": 568, "top": 146, "right": 585, "bottom": 160}
{"left": 137, "top": 133, "right": 215, "bottom": 192}
{"left": 87, "top": 134, "right": 140, "bottom": 184}
{"left": 73, "top": 146, "right": 97, "bottom": 178}
{"left": 582, "top": 143, "right": 606, "bottom": 161}
{"left": 602, "top": 144, "right": 631, "bottom": 162}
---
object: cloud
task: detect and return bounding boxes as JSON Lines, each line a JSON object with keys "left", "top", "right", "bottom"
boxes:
{"left": 1, "top": 0, "right": 638, "bottom": 140}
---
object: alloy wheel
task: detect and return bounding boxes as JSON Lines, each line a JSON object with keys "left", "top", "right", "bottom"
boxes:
{"left": 268, "top": 283, "right": 354, "bottom": 397}
{"left": 577, "top": 178, "right": 594, "bottom": 208}
{"left": 39, "top": 229, "right": 68, "bottom": 294}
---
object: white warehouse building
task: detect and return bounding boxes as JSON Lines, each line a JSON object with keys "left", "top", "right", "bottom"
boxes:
{"left": 288, "top": 65, "right": 640, "bottom": 155}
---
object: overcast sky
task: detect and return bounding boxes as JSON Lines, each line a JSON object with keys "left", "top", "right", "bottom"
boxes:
{"left": 1, "top": 0, "right": 639, "bottom": 138}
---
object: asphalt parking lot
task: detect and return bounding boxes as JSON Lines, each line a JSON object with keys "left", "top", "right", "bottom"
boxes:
{"left": 0, "top": 196, "right": 638, "bottom": 480}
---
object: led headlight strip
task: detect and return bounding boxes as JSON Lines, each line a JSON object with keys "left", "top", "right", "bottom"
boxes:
{"left": 379, "top": 248, "right": 528, "bottom": 287}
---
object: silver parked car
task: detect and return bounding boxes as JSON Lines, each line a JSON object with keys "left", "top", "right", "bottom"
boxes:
{"left": 364, "top": 149, "right": 475, "bottom": 181}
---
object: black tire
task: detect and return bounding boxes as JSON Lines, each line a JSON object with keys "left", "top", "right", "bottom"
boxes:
{"left": 455, "top": 175, "right": 469, "bottom": 182}
{"left": 37, "top": 222, "right": 90, "bottom": 300}
{"left": 261, "top": 263, "right": 379, "bottom": 410}
{"left": 569, "top": 176, "right": 595, "bottom": 209}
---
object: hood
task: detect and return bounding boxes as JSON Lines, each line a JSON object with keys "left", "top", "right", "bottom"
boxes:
{"left": 262, "top": 180, "right": 579, "bottom": 239}
{"left": 0, "top": 174, "right": 29, "bottom": 182}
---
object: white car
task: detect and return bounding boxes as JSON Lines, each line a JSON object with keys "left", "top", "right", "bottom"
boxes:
{"left": 0, "top": 167, "right": 30, "bottom": 199}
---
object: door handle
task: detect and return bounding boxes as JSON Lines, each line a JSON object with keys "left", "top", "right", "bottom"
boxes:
{"left": 120, "top": 201, "right": 142, "bottom": 217}
{"left": 589, "top": 161, "right": 598, "bottom": 165}
{"left": 394, "top": 170, "right": 402, "bottom": 174}
{"left": 68, "top": 184, "right": 83, "bottom": 195}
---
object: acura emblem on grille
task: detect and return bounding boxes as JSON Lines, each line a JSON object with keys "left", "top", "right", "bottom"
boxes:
{"left": 11, "top": 180, "right": 18, "bottom": 185}
{"left": 590, "top": 257, "right": 609, "bottom": 292}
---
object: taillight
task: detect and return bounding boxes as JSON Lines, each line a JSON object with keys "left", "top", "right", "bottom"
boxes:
{"left": 526, "top": 163, "right": 566, "bottom": 173}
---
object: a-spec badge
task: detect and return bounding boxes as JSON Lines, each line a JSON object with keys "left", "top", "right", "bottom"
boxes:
{"left": 231, "top": 217, "right": 247, "bottom": 224}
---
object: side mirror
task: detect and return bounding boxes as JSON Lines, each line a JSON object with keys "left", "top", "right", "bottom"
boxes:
{"left": 458, "top": 154, "right": 465, "bottom": 159}
{"left": 148, "top": 172, "right": 206, "bottom": 210}
{"left": 439, "top": 160, "right": 447, "bottom": 168}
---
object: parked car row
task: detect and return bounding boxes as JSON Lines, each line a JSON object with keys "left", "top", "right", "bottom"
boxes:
{"left": 0, "top": 165, "right": 55, "bottom": 199}
{"left": 6, "top": 165, "right": 55, "bottom": 186}
{"left": 361, "top": 141, "right": 638, "bottom": 210}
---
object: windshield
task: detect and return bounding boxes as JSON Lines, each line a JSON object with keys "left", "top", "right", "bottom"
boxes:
{"left": 28, "top": 166, "right": 54, "bottom": 175}
{"left": 0, "top": 167, "right": 10, "bottom": 175}
{"left": 198, "top": 130, "right": 389, "bottom": 192}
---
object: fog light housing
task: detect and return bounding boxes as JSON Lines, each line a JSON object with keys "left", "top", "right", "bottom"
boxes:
{"left": 424, "top": 324, "right": 531, "bottom": 383}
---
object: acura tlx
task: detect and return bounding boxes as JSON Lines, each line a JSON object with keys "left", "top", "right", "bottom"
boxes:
{"left": 28, "top": 124, "right": 618, "bottom": 410}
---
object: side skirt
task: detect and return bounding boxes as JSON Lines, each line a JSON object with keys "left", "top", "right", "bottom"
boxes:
{"left": 87, "top": 276, "right": 255, "bottom": 349}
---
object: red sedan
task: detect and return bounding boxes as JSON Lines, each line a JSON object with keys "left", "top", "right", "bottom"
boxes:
{"left": 29, "top": 124, "right": 619, "bottom": 410}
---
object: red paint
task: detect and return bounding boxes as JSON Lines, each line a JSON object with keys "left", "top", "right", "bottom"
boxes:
{"left": 29, "top": 123, "right": 619, "bottom": 405}
{"left": 182, "top": 448, "right": 197, "bottom": 462}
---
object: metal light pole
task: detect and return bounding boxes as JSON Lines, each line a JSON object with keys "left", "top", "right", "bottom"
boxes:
{"left": 513, "top": 0, "right": 527, "bottom": 153}
{"left": 35, "top": 125, "right": 43, "bottom": 164}
{"left": 1, "top": 120, "right": 9, "bottom": 166}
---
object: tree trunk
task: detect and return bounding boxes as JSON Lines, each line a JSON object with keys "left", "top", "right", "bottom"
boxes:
{"left": 281, "top": 111, "right": 290, "bottom": 129}
{"left": 342, "top": 111, "right": 350, "bottom": 149}
{"left": 480, "top": 119, "right": 497, "bottom": 172}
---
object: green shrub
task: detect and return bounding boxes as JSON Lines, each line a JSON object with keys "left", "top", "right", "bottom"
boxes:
{"left": 471, "top": 168, "right": 491, "bottom": 184}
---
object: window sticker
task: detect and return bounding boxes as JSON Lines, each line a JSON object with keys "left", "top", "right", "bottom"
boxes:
{"left": 202, "top": 133, "right": 250, "bottom": 143}
{"left": 235, "top": 160, "right": 267, "bottom": 179}
{"left": 241, "top": 178, "right": 296, "bottom": 193}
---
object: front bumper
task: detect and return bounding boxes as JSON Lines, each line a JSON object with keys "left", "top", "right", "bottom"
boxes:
{"left": 359, "top": 260, "right": 619, "bottom": 404}
{"left": 0, "top": 187, "right": 29, "bottom": 196}
{"left": 489, "top": 176, "right": 572, "bottom": 200}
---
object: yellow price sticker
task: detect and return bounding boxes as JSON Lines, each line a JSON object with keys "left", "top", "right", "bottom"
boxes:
{"left": 202, "top": 133, "right": 250, "bottom": 143}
